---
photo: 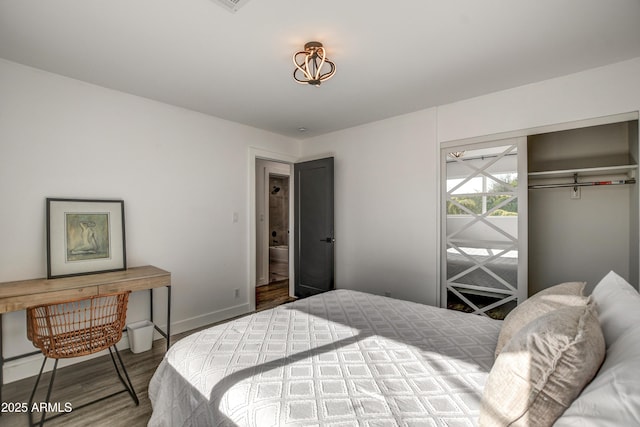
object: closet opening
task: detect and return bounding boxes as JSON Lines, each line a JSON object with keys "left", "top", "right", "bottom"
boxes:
{"left": 527, "top": 119, "right": 639, "bottom": 295}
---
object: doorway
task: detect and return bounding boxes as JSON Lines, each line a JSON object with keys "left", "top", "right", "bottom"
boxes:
{"left": 268, "top": 173, "right": 289, "bottom": 283}
{"left": 254, "top": 159, "right": 295, "bottom": 311}
{"left": 249, "top": 149, "right": 336, "bottom": 312}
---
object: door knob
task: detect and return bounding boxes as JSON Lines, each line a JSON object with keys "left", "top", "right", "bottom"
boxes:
{"left": 320, "top": 237, "right": 335, "bottom": 243}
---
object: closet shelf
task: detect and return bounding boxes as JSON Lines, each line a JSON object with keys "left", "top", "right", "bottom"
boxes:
{"left": 528, "top": 164, "right": 637, "bottom": 180}
{"left": 528, "top": 164, "right": 638, "bottom": 190}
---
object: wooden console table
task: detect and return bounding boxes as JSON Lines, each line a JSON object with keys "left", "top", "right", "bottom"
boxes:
{"left": 0, "top": 265, "right": 171, "bottom": 406}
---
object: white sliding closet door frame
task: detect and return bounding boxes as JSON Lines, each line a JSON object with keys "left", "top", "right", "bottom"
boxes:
{"left": 440, "top": 137, "right": 528, "bottom": 316}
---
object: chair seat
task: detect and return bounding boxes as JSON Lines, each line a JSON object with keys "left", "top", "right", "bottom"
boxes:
{"left": 37, "top": 323, "right": 122, "bottom": 359}
{"left": 27, "top": 293, "right": 128, "bottom": 359}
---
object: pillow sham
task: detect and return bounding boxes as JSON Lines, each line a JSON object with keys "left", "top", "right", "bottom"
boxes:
{"left": 591, "top": 270, "right": 640, "bottom": 347}
{"left": 494, "top": 281, "right": 586, "bottom": 358}
{"left": 480, "top": 304, "right": 605, "bottom": 427}
{"left": 554, "top": 324, "right": 640, "bottom": 426}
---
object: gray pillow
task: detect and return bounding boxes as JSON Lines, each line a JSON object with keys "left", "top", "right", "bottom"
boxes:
{"left": 480, "top": 304, "right": 605, "bottom": 427}
{"left": 495, "top": 282, "right": 586, "bottom": 358}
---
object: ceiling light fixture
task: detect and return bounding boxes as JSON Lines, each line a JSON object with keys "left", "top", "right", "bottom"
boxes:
{"left": 212, "top": 0, "right": 252, "bottom": 13}
{"left": 293, "top": 41, "right": 336, "bottom": 87}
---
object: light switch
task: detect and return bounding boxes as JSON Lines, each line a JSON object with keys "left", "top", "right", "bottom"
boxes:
{"left": 232, "top": 212, "right": 239, "bottom": 223}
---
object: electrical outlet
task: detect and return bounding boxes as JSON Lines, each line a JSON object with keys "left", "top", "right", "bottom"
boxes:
{"left": 234, "top": 288, "right": 239, "bottom": 298}
{"left": 571, "top": 187, "right": 581, "bottom": 199}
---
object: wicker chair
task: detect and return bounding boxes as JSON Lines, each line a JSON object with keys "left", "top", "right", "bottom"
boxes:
{"left": 25, "top": 291, "right": 139, "bottom": 426}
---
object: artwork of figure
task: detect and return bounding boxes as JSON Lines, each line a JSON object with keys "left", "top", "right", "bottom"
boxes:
{"left": 65, "top": 213, "right": 110, "bottom": 262}
{"left": 70, "top": 221, "right": 98, "bottom": 254}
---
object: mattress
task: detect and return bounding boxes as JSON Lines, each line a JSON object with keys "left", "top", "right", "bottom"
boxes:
{"left": 148, "top": 289, "right": 502, "bottom": 426}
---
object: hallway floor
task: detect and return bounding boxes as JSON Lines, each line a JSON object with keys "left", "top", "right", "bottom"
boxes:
{"left": 256, "top": 280, "right": 295, "bottom": 311}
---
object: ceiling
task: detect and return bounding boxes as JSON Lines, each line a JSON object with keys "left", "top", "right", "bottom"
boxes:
{"left": 1, "top": 0, "right": 640, "bottom": 139}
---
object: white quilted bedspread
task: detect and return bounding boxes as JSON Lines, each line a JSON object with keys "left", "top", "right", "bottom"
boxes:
{"left": 148, "top": 290, "right": 501, "bottom": 426}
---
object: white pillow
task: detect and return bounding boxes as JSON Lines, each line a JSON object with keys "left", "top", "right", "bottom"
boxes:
{"left": 591, "top": 271, "right": 640, "bottom": 347}
{"left": 555, "top": 324, "right": 640, "bottom": 426}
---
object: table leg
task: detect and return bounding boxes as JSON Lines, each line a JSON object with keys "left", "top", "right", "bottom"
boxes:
{"left": 149, "top": 287, "right": 171, "bottom": 351}
{"left": 166, "top": 285, "right": 171, "bottom": 350}
{"left": 149, "top": 288, "right": 154, "bottom": 323}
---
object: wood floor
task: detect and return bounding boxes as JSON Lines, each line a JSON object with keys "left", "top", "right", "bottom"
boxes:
{"left": 256, "top": 279, "right": 296, "bottom": 311}
{"left": 2, "top": 284, "right": 295, "bottom": 427}
{"left": 2, "top": 340, "right": 167, "bottom": 427}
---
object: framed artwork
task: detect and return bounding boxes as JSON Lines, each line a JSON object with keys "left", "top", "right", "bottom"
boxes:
{"left": 46, "top": 198, "right": 126, "bottom": 279}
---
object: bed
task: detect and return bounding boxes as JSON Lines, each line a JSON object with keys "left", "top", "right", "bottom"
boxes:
{"left": 148, "top": 272, "right": 640, "bottom": 426}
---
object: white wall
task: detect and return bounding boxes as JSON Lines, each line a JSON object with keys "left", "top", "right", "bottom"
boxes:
{"left": 0, "top": 59, "right": 299, "bottom": 382}
{"left": 437, "top": 57, "right": 640, "bottom": 143}
{"left": 300, "top": 109, "right": 440, "bottom": 306}
{"left": 529, "top": 183, "right": 631, "bottom": 294}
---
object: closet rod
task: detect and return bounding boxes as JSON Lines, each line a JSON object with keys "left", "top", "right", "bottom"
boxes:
{"left": 528, "top": 179, "right": 636, "bottom": 190}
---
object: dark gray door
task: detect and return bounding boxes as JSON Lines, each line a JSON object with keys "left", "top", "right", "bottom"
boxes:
{"left": 294, "top": 157, "right": 335, "bottom": 298}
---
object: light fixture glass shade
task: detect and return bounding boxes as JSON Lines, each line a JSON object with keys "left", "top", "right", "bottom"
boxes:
{"left": 293, "top": 41, "right": 336, "bottom": 86}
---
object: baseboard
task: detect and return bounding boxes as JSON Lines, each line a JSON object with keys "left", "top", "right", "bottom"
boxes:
{"left": 169, "top": 302, "right": 251, "bottom": 335}
{"left": 3, "top": 302, "right": 252, "bottom": 384}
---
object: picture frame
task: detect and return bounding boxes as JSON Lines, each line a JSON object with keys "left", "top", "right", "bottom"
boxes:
{"left": 46, "top": 198, "right": 126, "bottom": 279}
